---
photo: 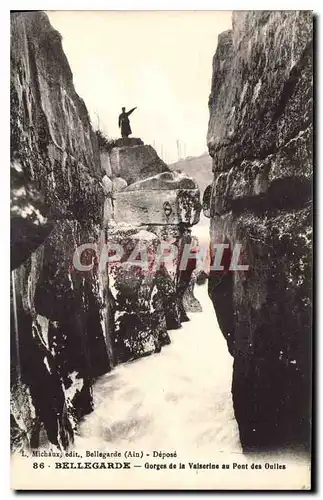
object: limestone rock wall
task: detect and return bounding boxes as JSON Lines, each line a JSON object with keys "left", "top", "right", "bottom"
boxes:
{"left": 10, "top": 11, "right": 111, "bottom": 451}
{"left": 207, "top": 11, "right": 312, "bottom": 452}
{"left": 101, "top": 142, "right": 202, "bottom": 360}
{"left": 100, "top": 138, "right": 170, "bottom": 185}
{"left": 107, "top": 227, "right": 172, "bottom": 363}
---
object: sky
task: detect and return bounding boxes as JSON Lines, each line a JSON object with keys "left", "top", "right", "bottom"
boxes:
{"left": 47, "top": 11, "right": 232, "bottom": 164}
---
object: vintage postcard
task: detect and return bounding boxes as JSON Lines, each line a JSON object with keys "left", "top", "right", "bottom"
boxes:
{"left": 10, "top": 10, "right": 313, "bottom": 490}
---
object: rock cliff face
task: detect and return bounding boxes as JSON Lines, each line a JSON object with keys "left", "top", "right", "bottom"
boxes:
{"left": 100, "top": 137, "right": 170, "bottom": 185}
{"left": 101, "top": 141, "right": 202, "bottom": 360}
{"left": 11, "top": 11, "right": 111, "bottom": 451}
{"left": 11, "top": 12, "right": 201, "bottom": 451}
{"left": 206, "top": 11, "right": 312, "bottom": 452}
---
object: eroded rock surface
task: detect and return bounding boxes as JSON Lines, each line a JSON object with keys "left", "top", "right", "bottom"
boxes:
{"left": 107, "top": 227, "right": 171, "bottom": 363}
{"left": 11, "top": 11, "right": 111, "bottom": 451}
{"left": 104, "top": 165, "right": 202, "bottom": 358}
{"left": 100, "top": 138, "right": 170, "bottom": 185}
{"left": 11, "top": 160, "right": 54, "bottom": 270}
{"left": 113, "top": 170, "right": 200, "bottom": 226}
{"left": 183, "top": 270, "right": 203, "bottom": 313}
{"left": 207, "top": 11, "right": 312, "bottom": 452}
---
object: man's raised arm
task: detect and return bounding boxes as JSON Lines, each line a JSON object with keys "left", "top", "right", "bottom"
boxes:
{"left": 126, "top": 107, "right": 137, "bottom": 116}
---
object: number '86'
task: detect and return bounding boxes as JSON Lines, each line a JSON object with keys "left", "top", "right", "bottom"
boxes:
{"left": 32, "top": 462, "right": 45, "bottom": 469}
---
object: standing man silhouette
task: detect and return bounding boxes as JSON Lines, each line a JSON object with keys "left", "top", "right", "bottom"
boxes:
{"left": 118, "top": 106, "right": 137, "bottom": 138}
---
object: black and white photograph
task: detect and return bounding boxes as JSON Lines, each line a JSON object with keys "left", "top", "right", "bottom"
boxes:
{"left": 10, "top": 8, "right": 313, "bottom": 490}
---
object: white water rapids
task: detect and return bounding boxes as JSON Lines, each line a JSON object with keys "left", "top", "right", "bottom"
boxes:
{"left": 74, "top": 282, "right": 241, "bottom": 455}
{"left": 13, "top": 221, "right": 310, "bottom": 490}
{"left": 14, "top": 281, "right": 311, "bottom": 490}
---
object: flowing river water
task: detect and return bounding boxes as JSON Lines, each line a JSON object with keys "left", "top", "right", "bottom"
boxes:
{"left": 74, "top": 282, "right": 241, "bottom": 455}
{"left": 69, "top": 283, "right": 310, "bottom": 491}
{"left": 63, "top": 222, "right": 310, "bottom": 491}
{"left": 13, "top": 231, "right": 310, "bottom": 490}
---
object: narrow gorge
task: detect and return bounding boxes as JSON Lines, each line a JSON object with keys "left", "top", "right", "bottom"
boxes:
{"left": 11, "top": 10, "right": 312, "bottom": 463}
{"left": 10, "top": 11, "right": 201, "bottom": 451}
